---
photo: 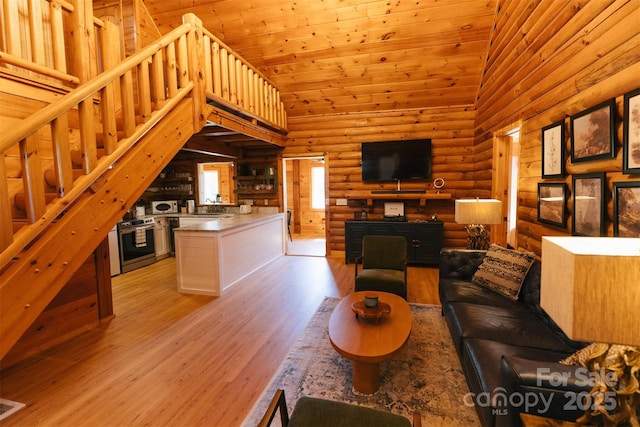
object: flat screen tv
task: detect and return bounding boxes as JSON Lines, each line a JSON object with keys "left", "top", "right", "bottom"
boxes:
{"left": 361, "top": 139, "right": 432, "bottom": 182}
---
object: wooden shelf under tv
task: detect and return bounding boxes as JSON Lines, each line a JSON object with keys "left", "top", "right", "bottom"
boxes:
{"left": 343, "top": 192, "right": 451, "bottom": 207}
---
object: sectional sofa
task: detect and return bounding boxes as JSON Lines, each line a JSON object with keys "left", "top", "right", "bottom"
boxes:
{"left": 438, "top": 247, "right": 592, "bottom": 427}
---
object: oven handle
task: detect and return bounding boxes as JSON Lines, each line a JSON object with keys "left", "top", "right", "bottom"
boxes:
{"left": 119, "top": 225, "right": 154, "bottom": 234}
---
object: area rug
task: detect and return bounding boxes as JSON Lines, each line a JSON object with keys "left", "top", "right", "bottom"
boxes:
{"left": 241, "top": 297, "right": 480, "bottom": 426}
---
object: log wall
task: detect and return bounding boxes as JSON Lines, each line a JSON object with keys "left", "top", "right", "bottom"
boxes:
{"left": 284, "top": 107, "right": 477, "bottom": 253}
{"left": 474, "top": 0, "right": 640, "bottom": 256}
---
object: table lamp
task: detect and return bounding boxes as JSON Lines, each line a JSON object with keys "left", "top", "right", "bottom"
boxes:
{"left": 540, "top": 236, "right": 640, "bottom": 425}
{"left": 454, "top": 199, "right": 502, "bottom": 250}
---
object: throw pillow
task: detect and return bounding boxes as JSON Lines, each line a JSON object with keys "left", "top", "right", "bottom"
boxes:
{"left": 559, "top": 342, "right": 636, "bottom": 366}
{"left": 471, "top": 244, "right": 536, "bottom": 300}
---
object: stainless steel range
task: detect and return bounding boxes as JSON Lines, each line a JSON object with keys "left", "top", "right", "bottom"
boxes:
{"left": 118, "top": 217, "right": 156, "bottom": 273}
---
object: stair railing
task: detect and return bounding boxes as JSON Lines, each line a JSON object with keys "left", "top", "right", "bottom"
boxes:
{"left": 0, "top": 11, "right": 289, "bottom": 270}
{"left": 0, "top": 21, "right": 196, "bottom": 269}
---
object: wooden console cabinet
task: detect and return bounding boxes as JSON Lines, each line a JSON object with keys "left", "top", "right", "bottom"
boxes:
{"left": 345, "top": 220, "right": 443, "bottom": 265}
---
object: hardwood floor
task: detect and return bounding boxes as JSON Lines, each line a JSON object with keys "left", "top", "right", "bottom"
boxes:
{"left": 0, "top": 254, "right": 439, "bottom": 426}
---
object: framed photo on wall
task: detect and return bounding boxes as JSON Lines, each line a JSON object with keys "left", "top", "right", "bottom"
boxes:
{"left": 613, "top": 181, "right": 640, "bottom": 237}
{"left": 537, "top": 182, "right": 567, "bottom": 228}
{"left": 570, "top": 99, "right": 616, "bottom": 163}
{"left": 623, "top": 88, "right": 640, "bottom": 174}
{"left": 541, "top": 120, "right": 565, "bottom": 178}
{"left": 572, "top": 173, "right": 606, "bottom": 236}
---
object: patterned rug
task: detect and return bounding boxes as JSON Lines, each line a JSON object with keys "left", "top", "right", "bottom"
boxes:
{"left": 242, "top": 297, "right": 480, "bottom": 426}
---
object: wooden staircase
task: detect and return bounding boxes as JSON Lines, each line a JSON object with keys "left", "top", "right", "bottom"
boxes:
{"left": 0, "top": 5, "right": 287, "bottom": 362}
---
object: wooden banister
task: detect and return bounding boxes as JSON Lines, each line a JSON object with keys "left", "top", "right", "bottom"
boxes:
{"left": 0, "top": 24, "right": 191, "bottom": 153}
{"left": 0, "top": 23, "right": 194, "bottom": 267}
{"left": 1, "top": 7, "right": 289, "bottom": 267}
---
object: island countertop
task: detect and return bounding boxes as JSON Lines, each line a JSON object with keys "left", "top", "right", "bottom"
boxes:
{"left": 174, "top": 212, "right": 283, "bottom": 232}
{"left": 174, "top": 212, "right": 285, "bottom": 296}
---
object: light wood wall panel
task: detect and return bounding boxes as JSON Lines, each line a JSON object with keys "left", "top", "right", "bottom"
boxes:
{"left": 474, "top": 0, "right": 640, "bottom": 256}
{"left": 284, "top": 107, "right": 476, "bottom": 253}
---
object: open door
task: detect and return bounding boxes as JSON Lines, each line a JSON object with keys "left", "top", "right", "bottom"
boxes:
{"left": 282, "top": 155, "right": 327, "bottom": 256}
{"left": 491, "top": 124, "right": 521, "bottom": 249}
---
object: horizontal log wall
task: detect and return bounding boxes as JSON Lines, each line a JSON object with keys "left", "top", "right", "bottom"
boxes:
{"left": 474, "top": 0, "right": 640, "bottom": 257}
{"left": 284, "top": 107, "right": 477, "bottom": 254}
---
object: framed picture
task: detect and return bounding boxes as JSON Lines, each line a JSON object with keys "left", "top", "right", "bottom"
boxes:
{"left": 541, "top": 120, "right": 565, "bottom": 178}
{"left": 623, "top": 87, "right": 640, "bottom": 174}
{"left": 570, "top": 99, "right": 616, "bottom": 163}
{"left": 537, "top": 182, "right": 567, "bottom": 227}
{"left": 613, "top": 181, "right": 640, "bottom": 237}
{"left": 572, "top": 173, "right": 606, "bottom": 236}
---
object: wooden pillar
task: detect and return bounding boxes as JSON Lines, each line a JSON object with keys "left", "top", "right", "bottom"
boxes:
{"left": 184, "top": 13, "right": 206, "bottom": 131}
{"left": 69, "top": 0, "right": 96, "bottom": 83}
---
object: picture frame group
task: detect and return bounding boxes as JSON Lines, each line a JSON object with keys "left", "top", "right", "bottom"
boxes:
{"left": 538, "top": 88, "right": 640, "bottom": 236}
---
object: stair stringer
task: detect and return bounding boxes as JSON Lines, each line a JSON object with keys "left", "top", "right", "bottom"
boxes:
{"left": 0, "top": 98, "right": 196, "bottom": 361}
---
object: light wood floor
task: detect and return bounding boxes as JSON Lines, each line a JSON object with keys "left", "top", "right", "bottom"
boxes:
{"left": 0, "top": 254, "right": 439, "bottom": 426}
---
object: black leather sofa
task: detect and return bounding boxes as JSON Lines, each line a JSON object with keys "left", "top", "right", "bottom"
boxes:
{"left": 438, "top": 249, "right": 591, "bottom": 427}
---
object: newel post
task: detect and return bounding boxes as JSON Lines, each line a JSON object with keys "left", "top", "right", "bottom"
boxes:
{"left": 183, "top": 13, "right": 207, "bottom": 132}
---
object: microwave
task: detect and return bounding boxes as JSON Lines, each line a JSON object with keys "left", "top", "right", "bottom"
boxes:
{"left": 151, "top": 200, "right": 179, "bottom": 214}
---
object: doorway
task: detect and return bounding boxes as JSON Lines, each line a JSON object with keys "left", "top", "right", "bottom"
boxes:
{"left": 491, "top": 124, "right": 521, "bottom": 249}
{"left": 282, "top": 156, "right": 327, "bottom": 256}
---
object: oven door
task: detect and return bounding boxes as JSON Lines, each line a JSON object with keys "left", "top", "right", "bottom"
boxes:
{"left": 118, "top": 225, "right": 156, "bottom": 273}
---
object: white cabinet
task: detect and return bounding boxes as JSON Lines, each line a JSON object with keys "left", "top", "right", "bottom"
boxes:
{"left": 154, "top": 217, "right": 169, "bottom": 259}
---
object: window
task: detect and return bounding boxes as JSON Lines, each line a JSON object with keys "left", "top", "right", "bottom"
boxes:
{"left": 198, "top": 162, "right": 234, "bottom": 204}
{"left": 311, "top": 166, "right": 325, "bottom": 210}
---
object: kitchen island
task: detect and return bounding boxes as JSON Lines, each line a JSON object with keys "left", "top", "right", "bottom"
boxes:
{"left": 174, "top": 212, "right": 285, "bottom": 296}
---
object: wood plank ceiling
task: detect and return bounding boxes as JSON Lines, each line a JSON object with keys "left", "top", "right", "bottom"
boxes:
{"left": 144, "top": 0, "right": 498, "bottom": 120}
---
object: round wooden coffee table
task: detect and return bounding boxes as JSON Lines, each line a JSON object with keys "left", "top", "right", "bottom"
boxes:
{"left": 328, "top": 291, "right": 412, "bottom": 394}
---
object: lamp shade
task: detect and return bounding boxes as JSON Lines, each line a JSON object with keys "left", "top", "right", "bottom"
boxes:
{"left": 455, "top": 199, "right": 502, "bottom": 225}
{"left": 540, "top": 236, "right": 640, "bottom": 346}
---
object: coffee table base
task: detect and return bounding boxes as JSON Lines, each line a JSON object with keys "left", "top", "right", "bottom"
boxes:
{"left": 353, "top": 361, "right": 380, "bottom": 394}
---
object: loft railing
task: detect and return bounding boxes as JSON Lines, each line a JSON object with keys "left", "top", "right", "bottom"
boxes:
{"left": 0, "top": 0, "right": 105, "bottom": 86}
{"left": 201, "top": 27, "right": 287, "bottom": 130}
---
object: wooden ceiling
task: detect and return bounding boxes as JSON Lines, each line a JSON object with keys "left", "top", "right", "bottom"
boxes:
{"left": 144, "top": 0, "right": 498, "bottom": 119}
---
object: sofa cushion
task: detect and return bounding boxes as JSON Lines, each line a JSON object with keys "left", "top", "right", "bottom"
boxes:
{"left": 439, "top": 279, "right": 528, "bottom": 311}
{"left": 446, "top": 302, "right": 575, "bottom": 353}
{"left": 471, "top": 244, "right": 536, "bottom": 300}
{"left": 439, "top": 249, "right": 487, "bottom": 281}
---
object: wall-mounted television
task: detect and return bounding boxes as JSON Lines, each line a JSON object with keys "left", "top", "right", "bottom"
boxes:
{"left": 361, "top": 139, "right": 432, "bottom": 182}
